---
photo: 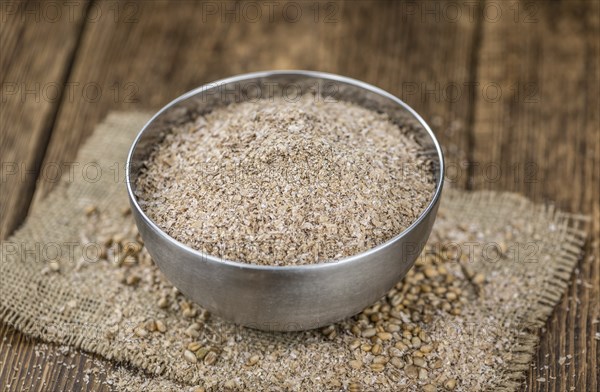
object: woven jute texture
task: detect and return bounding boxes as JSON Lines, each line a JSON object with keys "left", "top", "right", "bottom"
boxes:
{"left": 0, "top": 112, "right": 589, "bottom": 391}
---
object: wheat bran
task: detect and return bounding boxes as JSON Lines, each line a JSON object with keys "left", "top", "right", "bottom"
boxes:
{"left": 135, "top": 95, "right": 435, "bottom": 265}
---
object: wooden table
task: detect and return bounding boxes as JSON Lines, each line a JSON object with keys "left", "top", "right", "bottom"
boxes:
{"left": 1, "top": 1, "right": 598, "bottom": 391}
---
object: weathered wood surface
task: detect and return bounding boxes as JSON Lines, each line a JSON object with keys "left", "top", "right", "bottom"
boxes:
{"left": 0, "top": 1, "right": 597, "bottom": 391}
{"left": 0, "top": 0, "right": 89, "bottom": 238}
{"left": 471, "top": 2, "right": 599, "bottom": 391}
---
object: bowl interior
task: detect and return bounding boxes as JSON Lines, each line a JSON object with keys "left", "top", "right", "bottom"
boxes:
{"left": 126, "top": 71, "right": 444, "bottom": 268}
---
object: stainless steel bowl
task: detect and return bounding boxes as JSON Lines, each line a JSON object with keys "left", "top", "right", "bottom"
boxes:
{"left": 126, "top": 70, "right": 444, "bottom": 331}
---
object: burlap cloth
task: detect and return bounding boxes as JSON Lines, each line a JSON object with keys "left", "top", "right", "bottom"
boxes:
{"left": 0, "top": 113, "right": 589, "bottom": 391}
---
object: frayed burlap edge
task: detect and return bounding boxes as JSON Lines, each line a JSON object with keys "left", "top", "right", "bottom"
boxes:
{"left": 0, "top": 112, "right": 589, "bottom": 391}
{"left": 441, "top": 191, "right": 589, "bottom": 391}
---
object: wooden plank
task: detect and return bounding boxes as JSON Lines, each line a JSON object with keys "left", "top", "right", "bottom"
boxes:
{"left": 2, "top": 1, "right": 477, "bottom": 390}
{"left": 0, "top": 323, "right": 112, "bottom": 391}
{"left": 471, "top": 1, "right": 599, "bottom": 391}
{"left": 0, "top": 0, "right": 89, "bottom": 238}
{"left": 0, "top": 2, "right": 112, "bottom": 390}
{"left": 0, "top": 1, "right": 102, "bottom": 388}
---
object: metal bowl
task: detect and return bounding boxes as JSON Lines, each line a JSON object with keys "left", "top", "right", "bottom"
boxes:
{"left": 126, "top": 70, "right": 444, "bottom": 331}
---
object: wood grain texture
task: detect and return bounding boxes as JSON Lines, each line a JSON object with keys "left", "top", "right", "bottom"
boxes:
{"left": 0, "top": 3, "right": 99, "bottom": 389}
{"left": 0, "top": 0, "right": 89, "bottom": 238}
{"left": 0, "top": 323, "right": 112, "bottom": 392}
{"left": 0, "top": 0, "right": 597, "bottom": 390}
{"left": 471, "top": 1, "right": 599, "bottom": 391}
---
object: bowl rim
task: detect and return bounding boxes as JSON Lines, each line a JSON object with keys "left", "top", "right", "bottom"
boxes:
{"left": 125, "top": 70, "right": 445, "bottom": 271}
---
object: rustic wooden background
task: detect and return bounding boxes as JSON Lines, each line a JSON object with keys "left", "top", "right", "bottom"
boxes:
{"left": 1, "top": 1, "right": 598, "bottom": 391}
